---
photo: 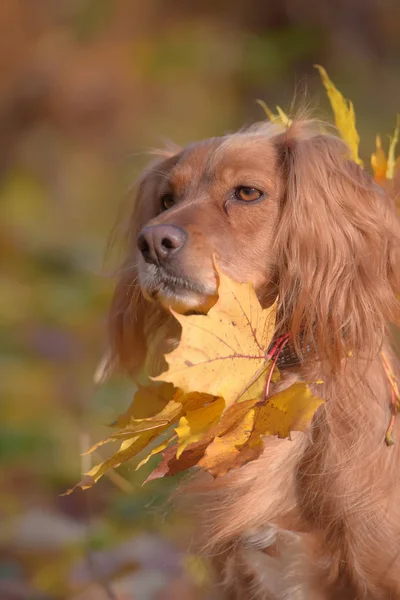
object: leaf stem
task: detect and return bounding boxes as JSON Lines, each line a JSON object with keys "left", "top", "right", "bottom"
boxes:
{"left": 259, "top": 334, "right": 290, "bottom": 405}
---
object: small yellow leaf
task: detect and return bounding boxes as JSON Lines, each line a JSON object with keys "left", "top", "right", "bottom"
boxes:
{"left": 178, "top": 390, "right": 222, "bottom": 411}
{"left": 387, "top": 116, "right": 399, "bottom": 180}
{"left": 81, "top": 391, "right": 184, "bottom": 461}
{"left": 135, "top": 440, "right": 169, "bottom": 471}
{"left": 213, "top": 396, "right": 260, "bottom": 436}
{"left": 175, "top": 397, "right": 225, "bottom": 458}
{"left": 83, "top": 420, "right": 170, "bottom": 455}
{"left": 256, "top": 100, "right": 292, "bottom": 127}
{"left": 154, "top": 271, "right": 276, "bottom": 406}
{"left": 63, "top": 431, "right": 159, "bottom": 494}
{"left": 256, "top": 99, "right": 277, "bottom": 121}
{"left": 145, "top": 397, "right": 183, "bottom": 423}
{"left": 255, "top": 382, "right": 324, "bottom": 438}
{"left": 198, "top": 408, "right": 256, "bottom": 476}
{"left": 112, "top": 382, "right": 176, "bottom": 427}
{"left": 315, "top": 65, "right": 362, "bottom": 165}
{"left": 276, "top": 106, "right": 292, "bottom": 126}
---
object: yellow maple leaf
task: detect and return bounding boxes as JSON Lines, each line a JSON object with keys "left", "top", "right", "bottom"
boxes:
{"left": 315, "top": 65, "right": 362, "bottom": 166}
{"left": 154, "top": 271, "right": 276, "bottom": 406}
{"left": 254, "top": 382, "right": 324, "bottom": 439}
{"left": 175, "top": 396, "right": 225, "bottom": 458}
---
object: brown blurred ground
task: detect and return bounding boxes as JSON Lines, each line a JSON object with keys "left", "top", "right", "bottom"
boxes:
{"left": 0, "top": 1, "right": 399, "bottom": 598}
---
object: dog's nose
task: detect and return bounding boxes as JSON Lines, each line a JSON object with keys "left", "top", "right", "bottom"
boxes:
{"left": 137, "top": 225, "right": 187, "bottom": 265}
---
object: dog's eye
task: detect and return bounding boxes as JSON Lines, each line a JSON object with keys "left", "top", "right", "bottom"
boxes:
{"left": 161, "top": 193, "right": 175, "bottom": 211}
{"left": 234, "top": 186, "right": 263, "bottom": 202}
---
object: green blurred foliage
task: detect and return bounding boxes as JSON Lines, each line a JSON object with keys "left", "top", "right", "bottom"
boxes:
{"left": 0, "top": 0, "right": 398, "bottom": 597}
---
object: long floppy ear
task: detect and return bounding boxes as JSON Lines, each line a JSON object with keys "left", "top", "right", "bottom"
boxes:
{"left": 105, "top": 149, "right": 181, "bottom": 379}
{"left": 274, "top": 121, "right": 400, "bottom": 370}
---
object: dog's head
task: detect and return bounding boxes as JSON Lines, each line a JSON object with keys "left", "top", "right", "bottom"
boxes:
{"left": 108, "top": 118, "right": 400, "bottom": 377}
{"left": 135, "top": 127, "right": 286, "bottom": 313}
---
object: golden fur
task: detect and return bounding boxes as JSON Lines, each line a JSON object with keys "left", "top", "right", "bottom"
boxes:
{"left": 107, "top": 117, "right": 400, "bottom": 599}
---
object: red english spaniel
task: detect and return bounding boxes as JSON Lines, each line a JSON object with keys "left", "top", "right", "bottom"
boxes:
{"left": 107, "top": 117, "right": 400, "bottom": 599}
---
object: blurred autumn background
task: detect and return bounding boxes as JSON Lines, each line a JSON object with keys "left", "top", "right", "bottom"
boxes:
{"left": 1, "top": 0, "right": 399, "bottom": 598}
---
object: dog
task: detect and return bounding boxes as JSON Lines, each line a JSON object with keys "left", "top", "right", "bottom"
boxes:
{"left": 107, "top": 116, "right": 400, "bottom": 599}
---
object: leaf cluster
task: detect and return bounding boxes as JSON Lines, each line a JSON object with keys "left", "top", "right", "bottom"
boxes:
{"left": 67, "top": 67, "right": 399, "bottom": 494}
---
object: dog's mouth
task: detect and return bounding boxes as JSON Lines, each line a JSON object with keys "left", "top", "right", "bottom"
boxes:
{"left": 139, "top": 265, "right": 218, "bottom": 314}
